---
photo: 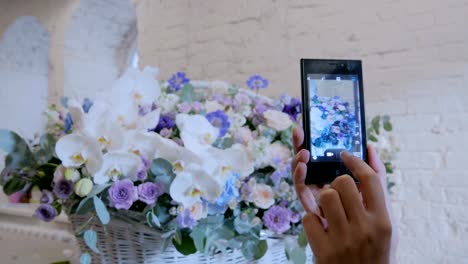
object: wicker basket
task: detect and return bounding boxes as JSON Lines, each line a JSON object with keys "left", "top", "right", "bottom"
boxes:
{"left": 70, "top": 215, "right": 313, "bottom": 264}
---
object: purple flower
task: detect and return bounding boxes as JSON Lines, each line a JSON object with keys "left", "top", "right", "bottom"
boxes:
{"left": 137, "top": 182, "right": 164, "bottom": 205}
{"left": 35, "top": 204, "right": 57, "bottom": 222}
{"left": 246, "top": 75, "right": 268, "bottom": 90}
{"left": 153, "top": 115, "right": 175, "bottom": 133}
{"left": 40, "top": 190, "right": 54, "bottom": 204}
{"left": 212, "top": 93, "right": 233, "bottom": 106}
{"left": 136, "top": 156, "right": 151, "bottom": 181}
{"left": 206, "top": 110, "right": 230, "bottom": 137}
{"left": 177, "top": 103, "right": 191, "bottom": 113}
{"left": 82, "top": 98, "right": 93, "bottom": 113}
{"left": 138, "top": 104, "right": 153, "bottom": 116}
{"left": 176, "top": 209, "right": 197, "bottom": 229}
{"left": 291, "top": 212, "right": 301, "bottom": 223}
{"left": 64, "top": 113, "right": 73, "bottom": 133}
{"left": 263, "top": 206, "right": 292, "bottom": 234}
{"left": 168, "top": 72, "right": 190, "bottom": 92}
{"left": 282, "top": 98, "right": 302, "bottom": 120}
{"left": 270, "top": 170, "right": 287, "bottom": 185}
{"left": 108, "top": 179, "right": 138, "bottom": 210}
{"left": 191, "top": 102, "right": 204, "bottom": 112}
{"left": 53, "top": 179, "right": 74, "bottom": 199}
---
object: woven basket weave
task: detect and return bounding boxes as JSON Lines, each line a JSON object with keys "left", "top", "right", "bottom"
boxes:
{"left": 70, "top": 215, "right": 313, "bottom": 264}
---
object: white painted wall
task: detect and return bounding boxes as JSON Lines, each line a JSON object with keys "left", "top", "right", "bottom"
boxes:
{"left": 136, "top": 1, "right": 468, "bottom": 263}
{"left": 0, "top": 16, "right": 49, "bottom": 140}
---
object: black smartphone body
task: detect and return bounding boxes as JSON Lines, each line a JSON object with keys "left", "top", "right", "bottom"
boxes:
{"left": 300, "top": 59, "right": 368, "bottom": 184}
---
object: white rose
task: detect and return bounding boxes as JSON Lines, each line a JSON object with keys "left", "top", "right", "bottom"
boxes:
{"left": 263, "top": 109, "right": 292, "bottom": 131}
{"left": 158, "top": 93, "right": 180, "bottom": 113}
{"left": 189, "top": 201, "right": 207, "bottom": 220}
{"left": 268, "top": 142, "right": 291, "bottom": 169}
{"left": 228, "top": 112, "right": 246, "bottom": 130}
{"left": 235, "top": 127, "right": 254, "bottom": 144}
{"left": 247, "top": 137, "right": 271, "bottom": 168}
{"left": 205, "top": 100, "right": 224, "bottom": 113}
{"left": 252, "top": 183, "right": 275, "bottom": 209}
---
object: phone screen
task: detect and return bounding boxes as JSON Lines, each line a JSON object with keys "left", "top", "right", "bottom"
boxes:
{"left": 307, "top": 74, "right": 364, "bottom": 162}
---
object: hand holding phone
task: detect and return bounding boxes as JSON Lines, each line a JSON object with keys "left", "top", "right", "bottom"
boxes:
{"left": 301, "top": 59, "right": 368, "bottom": 184}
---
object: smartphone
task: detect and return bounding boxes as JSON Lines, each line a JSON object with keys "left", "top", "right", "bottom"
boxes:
{"left": 300, "top": 59, "right": 368, "bottom": 184}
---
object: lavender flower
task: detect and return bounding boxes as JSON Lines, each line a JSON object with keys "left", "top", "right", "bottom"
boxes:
{"left": 153, "top": 115, "right": 175, "bottom": 133}
{"left": 53, "top": 179, "right": 74, "bottom": 199}
{"left": 246, "top": 75, "right": 269, "bottom": 90}
{"left": 64, "top": 113, "right": 73, "bottom": 133}
{"left": 176, "top": 209, "right": 197, "bottom": 229}
{"left": 282, "top": 98, "right": 302, "bottom": 120}
{"left": 263, "top": 205, "right": 292, "bottom": 234}
{"left": 82, "top": 98, "right": 93, "bottom": 113}
{"left": 270, "top": 170, "right": 287, "bottom": 186}
{"left": 35, "top": 204, "right": 57, "bottom": 222}
{"left": 40, "top": 190, "right": 54, "bottom": 204}
{"left": 137, "top": 182, "right": 164, "bottom": 205}
{"left": 168, "top": 72, "right": 190, "bottom": 92}
{"left": 108, "top": 179, "right": 138, "bottom": 210}
{"left": 136, "top": 156, "right": 151, "bottom": 181}
{"left": 291, "top": 212, "right": 301, "bottom": 223}
{"left": 206, "top": 110, "right": 230, "bottom": 137}
{"left": 177, "top": 102, "right": 191, "bottom": 113}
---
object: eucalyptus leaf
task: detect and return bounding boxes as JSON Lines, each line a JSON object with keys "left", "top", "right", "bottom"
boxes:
{"left": 87, "top": 183, "right": 111, "bottom": 198}
{"left": 160, "top": 236, "right": 172, "bottom": 252}
{"left": 83, "top": 229, "right": 100, "bottom": 253}
{"left": 151, "top": 158, "right": 175, "bottom": 190}
{"left": 289, "top": 247, "right": 307, "bottom": 264}
{"left": 146, "top": 210, "right": 161, "bottom": 228}
{"left": 93, "top": 196, "right": 110, "bottom": 225}
{"left": 180, "top": 84, "right": 194, "bottom": 103}
{"left": 0, "top": 129, "right": 35, "bottom": 168}
{"left": 212, "top": 137, "right": 234, "bottom": 149}
{"left": 75, "top": 197, "right": 94, "bottom": 215}
{"left": 174, "top": 229, "right": 182, "bottom": 245}
{"left": 298, "top": 230, "right": 308, "bottom": 248}
{"left": 79, "top": 253, "right": 91, "bottom": 264}
{"left": 234, "top": 215, "right": 253, "bottom": 234}
{"left": 371, "top": 116, "right": 381, "bottom": 135}
{"left": 190, "top": 226, "right": 206, "bottom": 252}
{"left": 241, "top": 239, "right": 268, "bottom": 260}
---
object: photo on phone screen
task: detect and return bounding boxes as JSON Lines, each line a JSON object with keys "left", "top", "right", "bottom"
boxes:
{"left": 307, "top": 74, "right": 364, "bottom": 162}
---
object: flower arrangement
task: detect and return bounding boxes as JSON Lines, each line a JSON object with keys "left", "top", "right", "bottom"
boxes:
{"left": 0, "top": 67, "right": 309, "bottom": 263}
{"left": 0, "top": 67, "right": 396, "bottom": 264}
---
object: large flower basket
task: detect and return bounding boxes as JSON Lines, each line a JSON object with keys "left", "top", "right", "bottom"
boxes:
{"left": 70, "top": 214, "right": 313, "bottom": 263}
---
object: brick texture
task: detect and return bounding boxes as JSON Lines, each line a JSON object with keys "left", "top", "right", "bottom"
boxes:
{"left": 136, "top": 0, "right": 468, "bottom": 262}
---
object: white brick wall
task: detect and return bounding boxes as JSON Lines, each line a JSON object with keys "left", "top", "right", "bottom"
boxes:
{"left": 0, "top": 16, "right": 49, "bottom": 139}
{"left": 137, "top": 0, "right": 468, "bottom": 262}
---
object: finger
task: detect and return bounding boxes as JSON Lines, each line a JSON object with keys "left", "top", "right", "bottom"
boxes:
{"left": 340, "top": 151, "right": 386, "bottom": 213}
{"left": 294, "top": 162, "right": 318, "bottom": 213}
{"left": 318, "top": 188, "right": 347, "bottom": 235}
{"left": 330, "top": 174, "right": 366, "bottom": 221}
{"left": 292, "top": 127, "right": 304, "bottom": 154}
{"left": 302, "top": 213, "right": 327, "bottom": 255}
{"left": 291, "top": 149, "right": 310, "bottom": 172}
{"left": 367, "top": 144, "right": 386, "bottom": 188}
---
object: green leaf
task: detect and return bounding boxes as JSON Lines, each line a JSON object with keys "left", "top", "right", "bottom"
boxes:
{"left": 151, "top": 158, "right": 175, "bottom": 190}
{"left": 371, "top": 115, "right": 381, "bottom": 135}
{"left": 86, "top": 183, "right": 111, "bottom": 198}
{"left": 93, "top": 196, "right": 110, "bottom": 225}
{"left": 0, "top": 129, "right": 35, "bottom": 169}
{"left": 161, "top": 236, "right": 172, "bottom": 252}
{"left": 75, "top": 197, "right": 94, "bottom": 215}
{"left": 281, "top": 127, "right": 294, "bottom": 148}
{"left": 146, "top": 210, "right": 161, "bottom": 228}
{"left": 190, "top": 226, "right": 206, "bottom": 252}
{"left": 384, "top": 162, "right": 394, "bottom": 174}
{"left": 383, "top": 118, "right": 393, "bottom": 131}
{"left": 289, "top": 247, "right": 307, "bottom": 264}
{"left": 83, "top": 230, "right": 100, "bottom": 253}
{"left": 241, "top": 239, "right": 268, "bottom": 260}
{"left": 3, "top": 177, "right": 27, "bottom": 195}
{"left": 212, "top": 137, "right": 235, "bottom": 149}
{"left": 180, "top": 84, "right": 194, "bottom": 103}
{"left": 172, "top": 230, "right": 197, "bottom": 255}
{"left": 368, "top": 134, "right": 378, "bottom": 142}
{"left": 298, "top": 230, "right": 308, "bottom": 248}
{"left": 80, "top": 253, "right": 91, "bottom": 264}
{"left": 34, "top": 133, "right": 56, "bottom": 165}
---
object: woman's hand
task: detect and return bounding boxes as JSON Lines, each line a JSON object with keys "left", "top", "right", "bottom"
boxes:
{"left": 292, "top": 127, "right": 394, "bottom": 264}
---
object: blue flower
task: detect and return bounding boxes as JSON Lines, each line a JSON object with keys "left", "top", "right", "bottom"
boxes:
{"left": 64, "top": 113, "right": 73, "bottom": 133}
{"left": 153, "top": 115, "right": 175, "bottom": 133}
{"left": 246, "top": 75, "right": 268, "bottom": 90}
{"left": 282, "top": 98, "right": 302, "bottom": 120}
{"left": 206, "top": 173, "right": 240, "bottom": 214}
{"left": 82, "top": 98, "right": 93, "bottom": 113}
{"left": 205, "top": 110, "right": 230, "bottom": 137}
{"left": 167, "top": 72, "right": 190, "bottom": 92}
{"left": 176, "top": 209, "right": 197, "bottom": 228}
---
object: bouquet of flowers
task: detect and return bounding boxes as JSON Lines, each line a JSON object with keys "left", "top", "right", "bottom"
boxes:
{"left": 0, "top": 67, "right": 309, "bottom": 263}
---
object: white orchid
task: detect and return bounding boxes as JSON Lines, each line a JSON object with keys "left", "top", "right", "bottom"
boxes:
{"left": 110, "top": 100, "right": 160, "bottom": 131}
{"left": 55, "top": 133, "right": 102, "bottom": 175}
{"left": 93, "top": 152, "right": 141, "bottom": 185}
{"left": 176, "top": 114, "right": 219, "bottom": 155}
{"left": 121, "top": 131, "right": 159, "bottom": 159}
{"left": 206, "top": 144, "right": 254, "bottom": 181}
{"left": 111, "top": 66, "right": 161, "bottom": 106}
{"left": 170, "top": 163, "right": 222, "bottom": 207}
